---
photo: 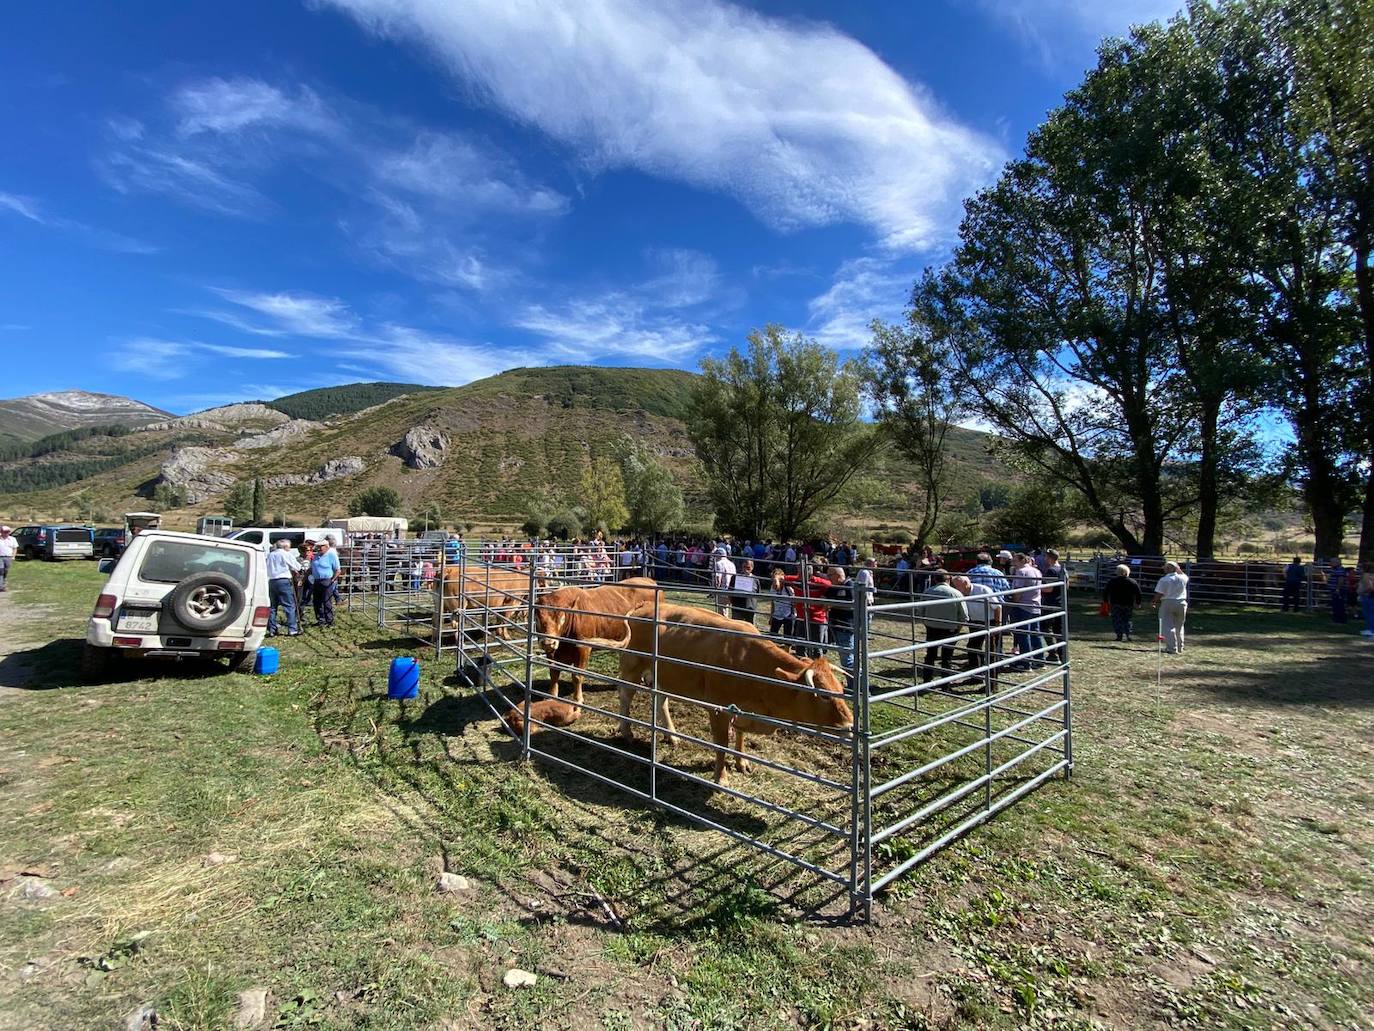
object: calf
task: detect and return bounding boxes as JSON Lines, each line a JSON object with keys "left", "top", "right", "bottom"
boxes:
{"left": 504, "top": 698, "right": 581, "bottom": 737}
{"left": 616, "top": 604, "right": 851, "bottom": 785}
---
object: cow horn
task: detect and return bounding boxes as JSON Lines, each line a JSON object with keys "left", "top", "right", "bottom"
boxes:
{"left": 803, "top": 667, "right": 816, "bottom": 690}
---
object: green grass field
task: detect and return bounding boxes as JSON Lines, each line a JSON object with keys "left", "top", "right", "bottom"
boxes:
{"left": 0, "top": 561, "right": 1369, "bottom": 1029}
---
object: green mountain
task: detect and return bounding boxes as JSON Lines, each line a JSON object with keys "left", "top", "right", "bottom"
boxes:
{"left": 267, "top": 382, "right": 442, "bottom": 420}
{"left": 0, "top": 366, "right": 997, "bottom": 538}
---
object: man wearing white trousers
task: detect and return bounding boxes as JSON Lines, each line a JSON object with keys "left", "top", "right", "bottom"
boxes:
{"left": 1152, "top": 561, "right": 1190, "bottom": 654}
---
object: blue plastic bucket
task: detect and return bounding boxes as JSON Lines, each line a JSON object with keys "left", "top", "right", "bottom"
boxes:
{"left": 254, "top": 647, "right": 280, "bottom": 675}
{"left": 388, "top": 657, "right": 420, "bottom": 700}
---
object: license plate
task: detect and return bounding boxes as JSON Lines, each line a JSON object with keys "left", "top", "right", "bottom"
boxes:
{"left": 118, "top": 608, "right": 159, "bottom": 632}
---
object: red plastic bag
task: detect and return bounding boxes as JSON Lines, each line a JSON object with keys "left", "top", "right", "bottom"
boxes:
{"left": 1098, "top": 600, "right": 1110, "bottom": 617}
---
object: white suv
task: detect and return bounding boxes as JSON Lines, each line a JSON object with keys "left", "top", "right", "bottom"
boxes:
{"left": 84, "top": 530, "right": 270, "bottom": 678}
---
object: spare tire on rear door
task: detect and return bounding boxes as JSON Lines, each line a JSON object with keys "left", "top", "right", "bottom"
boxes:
{"left": 166, "top": 572, "right": 245, "bottom": 634}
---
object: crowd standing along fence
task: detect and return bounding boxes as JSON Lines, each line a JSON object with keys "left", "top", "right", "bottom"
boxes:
{"left": 1080, "top": 555, "right": 1357, "bottom": 611}
{"left": 337, "top": 540, "right": 1072, "bottom": 919}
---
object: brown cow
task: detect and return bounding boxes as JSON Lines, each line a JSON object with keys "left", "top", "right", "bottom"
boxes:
{"left": 533, "top": 577, "right": 658, "bottom": 703}
{"left": 504, "top": 698, "right": 581, "bottom": 737}
{"left": 616, "top": 604, "right": 851, "bottom": 785}
{"left": 438, "top": 562, "right": 541, "bottom": 637}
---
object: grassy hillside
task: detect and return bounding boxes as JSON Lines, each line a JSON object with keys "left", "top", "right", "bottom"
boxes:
{"left": 0, "top": 365, "right": 1002, "bottom": 537}
{"left": 267, "top": 382, "right": 442, "bottom": 420}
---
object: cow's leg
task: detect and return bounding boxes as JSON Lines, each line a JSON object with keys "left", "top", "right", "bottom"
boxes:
{"left": 708, "top": 710, "right": 732, "bottom": 785}
{"left": 732, "top": 724, "right": 752, "bottom": 774}
{"left": 617, "top": 659, "right": 638, "bottom": 740}
{"left": 656, "top": 696, "right": 678, "bottom": 748}
{"left": 571, "top": 645, "right": 590, "bottom": 705}
{"left": 548, "top": 664, "right": 562, "bottom": 699}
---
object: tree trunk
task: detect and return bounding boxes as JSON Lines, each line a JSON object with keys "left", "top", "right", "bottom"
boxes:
{"left": 1195, "top": 404, "right": 1220, "bottom": 558}
{"left": 1353, "top": 240, "right": 1374, "bottom": 565}
{"left": 1360, "top": 467, "right": 1374, "bottom": 567}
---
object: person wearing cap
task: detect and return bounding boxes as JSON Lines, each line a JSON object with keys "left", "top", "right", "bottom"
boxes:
{"left": 265, "top": 539, "right": 302, "bottom": 636}
{"left": 711, "top": 546, "right": 736, "bottom": 615}
{"left": 309, "top": 538, "right": 341, "bottom": 628}
{"left": 1152, "top": 560, "right": 1189, "bottom": 654}
{"left": 0, "top": 526, "right": 16, "bottom": 592}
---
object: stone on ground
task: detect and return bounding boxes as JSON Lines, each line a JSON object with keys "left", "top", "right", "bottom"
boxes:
{"left": 231, "top": 988, "right": 270, "bottom": 1029}
{"left": 436, "top": 871, "right": 470, "bottom": 893}
{"left": 502, "top": 968, "right": 537, "bottom": 989}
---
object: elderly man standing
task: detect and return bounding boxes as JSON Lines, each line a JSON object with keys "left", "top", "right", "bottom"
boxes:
{"left": 711, "top": 546, "right": 736, "bottom": 615}
{"left": 310, "top": 538, "right": 341, "bottom": 629}
{"left": 1152, "top": 561, "right": 1190, "bottom": 654}
{"left": 265, "top": 539, "right": 302, "bottom": 637}
{"left": 0, "top": 526, "right": 16, "bottom": 592}
{"left": 921, "top": 570, "right": 968, "bottom": 684}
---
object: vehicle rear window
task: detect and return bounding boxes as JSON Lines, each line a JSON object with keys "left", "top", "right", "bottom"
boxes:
{"left": 55, "top": 528, "right": 91, "bottom": 543}
{"left": 137, "top": 541, "right": 250, "bottom": 587}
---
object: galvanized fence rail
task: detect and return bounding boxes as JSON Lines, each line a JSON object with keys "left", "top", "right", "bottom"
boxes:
{"left": 339, "top": 541, "right": 1071, "bottom": 919}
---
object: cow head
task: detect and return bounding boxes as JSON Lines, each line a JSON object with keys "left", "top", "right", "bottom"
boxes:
{"left": 773, "top": 659, "right": 853, "bottom": 729}
{"left": 533, "top": 586, "right": 581, "bottom": 659}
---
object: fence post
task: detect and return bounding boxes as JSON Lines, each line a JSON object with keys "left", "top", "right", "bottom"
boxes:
{"left": 649, "top": 587, "right": 661, "bottom": 803}
{"left": 983, "top": 590, "right": 993, "bottom": 810}
{"left": 1061, "top": 577, "right": 1073, "bottom": 779}
{"left": 852, "top": 586, "right": 872, "bottom": 922}
{"left": 521, "top": 550, "right": 536, "bottom": 761}
{"left": 376, "top": 542, "right": 386, "bottom": 631}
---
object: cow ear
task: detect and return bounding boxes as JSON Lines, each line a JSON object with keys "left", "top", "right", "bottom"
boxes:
{"left": 772, "top": 666, "right": 802, "bottom": 683}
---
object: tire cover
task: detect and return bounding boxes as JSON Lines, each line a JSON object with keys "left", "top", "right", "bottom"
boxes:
{"left": 167, "top": 572, "right": 245, "bottom": 633}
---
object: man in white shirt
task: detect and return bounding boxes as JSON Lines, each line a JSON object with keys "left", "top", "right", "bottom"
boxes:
{"left": 711, "top": 547, "right": 736, "bottom": 615}
{"left": 0, "top": 526, "right": 16, "bottom": 592}
{"left": 953, "top": 574, "right": 1000, "bottom": 671}
{"left": 1152, "top": 561, "right": 1190, "bottom": 654}
{"left": 265, "top": 538, "right": 302, "bottom": 636}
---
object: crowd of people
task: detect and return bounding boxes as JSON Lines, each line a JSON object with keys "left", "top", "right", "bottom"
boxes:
{"left": 262, "top": 537, "right": 342, "bottom": 636}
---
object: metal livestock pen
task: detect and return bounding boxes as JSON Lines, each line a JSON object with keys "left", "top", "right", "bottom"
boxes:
{"left": 340, "top": 541, "right": 1072, "bottom": 919}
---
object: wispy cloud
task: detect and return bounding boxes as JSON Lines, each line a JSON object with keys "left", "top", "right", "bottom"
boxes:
{"left": 171, "top": 78, "right": 338, "bottom": 137}
{"left": 99, "top": 145, "right": 266, "bottom": 217}
{"left": 320, "top": 0, "right": 1004, "bottom": 250}
{"left": 0, "top": 187, "right": 161, "bottom": 253}
{"left": 806, "top": 256, "right": 914, "bottom": 351}
{"left": 374, "top": 131, "right": 567, "bottom": 215}
{"left": 0, "top": 191, "right": 43, "bottom": 222}
{"left": 120, "top": 337, "right": 295, "bottom": 380}
{"left": 210, "top": 289, "right": 360, "bottom": 338}
{"left": 972, "top": 0, "right": 1181, "bottom": 64}
{"left": 340, "top": 325, "right": 527, "bottom": 386}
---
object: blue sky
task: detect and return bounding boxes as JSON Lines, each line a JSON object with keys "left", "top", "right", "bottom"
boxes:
{"left": 0, "top": 0, "right": 1177, "bottom": 414}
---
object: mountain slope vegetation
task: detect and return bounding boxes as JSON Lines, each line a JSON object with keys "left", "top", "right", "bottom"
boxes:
{"left": 267, "top": 382, "right": 442, "bottom": 420}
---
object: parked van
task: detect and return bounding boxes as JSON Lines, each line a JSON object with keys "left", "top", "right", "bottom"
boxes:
{"left": 14, "top": 523, "right": 94, "bottom": 560}
{"left": 226, "top": 526, "right": 345, "bottom": 549}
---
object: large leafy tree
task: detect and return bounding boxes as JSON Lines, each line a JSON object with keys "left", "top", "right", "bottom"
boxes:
{"left": 1288, "top": 0, "right": 1374, "bottom": 560}
{"left": 349, "top": 486, "right": 403, "bottom": 518}
{"left": 618, "top": 438, "right": 685, "bottom": 535}
{"left": 687, "top": 325, "right": 877, "bottom": 541}
{"left": 862, "top": 273, "right": 963, "bottom": 551}
{"left": 578, "top": 455, "right": 629, "bottom": 534}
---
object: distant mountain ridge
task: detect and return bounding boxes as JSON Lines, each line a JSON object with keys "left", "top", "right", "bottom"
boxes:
{"left": 0, "top": 390, "right": 170, "bottom": 444}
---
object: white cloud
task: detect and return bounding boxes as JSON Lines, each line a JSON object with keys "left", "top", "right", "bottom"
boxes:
{"left": 341, "top": 325, "right": 526, "bottom": 386}
{"left": 516, "top": 299, "right": 709, "bottom": 361}
{"left": 806, "top": 256, "right": 913, "bottom": 351}
{"left": 320, "top": 0, "right": 1004, "bottom": 249}
{"left": 0, "top": 191, "right": 43, "bottom": 222}
{"left": 0, "top": 188, "right": 161, "bottom": 253}
{"left": 100, "top": 146, "right": 266, "bottom": 217}
{"left": 974, "top": 1, "right": 1182, "bottom": 63}
{"left": 120, "top": 337, "right": 295, "bottom": 379}
{"left": 171, "top": 78, "right": 338, "bottom": 137}
{"left": 374, "top": 131, "right": 567, "bottom": 214}
{"left": 211, "top": 289, "right": 360, "bottom": 338}
{"left": 196, "top": 342, "right": 294, "bottom": 359}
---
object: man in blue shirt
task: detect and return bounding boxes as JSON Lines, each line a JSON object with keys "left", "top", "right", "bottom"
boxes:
{"left": 1282, "top": 556, "right": 1305, "bottom": 612}
{"left": 309, "top": 539, "right": 341, "bottom": 628}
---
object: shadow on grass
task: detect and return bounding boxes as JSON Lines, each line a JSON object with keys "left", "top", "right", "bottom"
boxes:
{"left": 0, "top": 637, "right": 235, "bottom": 690}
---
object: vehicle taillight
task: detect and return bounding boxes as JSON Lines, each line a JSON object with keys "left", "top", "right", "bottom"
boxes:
{"left": 251, "top": 606, "right": 270, "bottom": 628}
{"left": 93, "top": 594, "right": 117, "bottom": 619}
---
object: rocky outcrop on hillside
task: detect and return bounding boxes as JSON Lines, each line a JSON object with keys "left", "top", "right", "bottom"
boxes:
{"left": 234, "top": 419, "right": 322, "bottom": 450}
{"left": 156, "top": 446, "right": 236, "bottom": 503}
{"left": 391, "top": 426, "right": 449, "bottom": 469}
{"left": 192, "top": 403, "right": 289, "bottom": 426}
{"left": 263, "top": 457, "right": 365, "bottom": 489}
